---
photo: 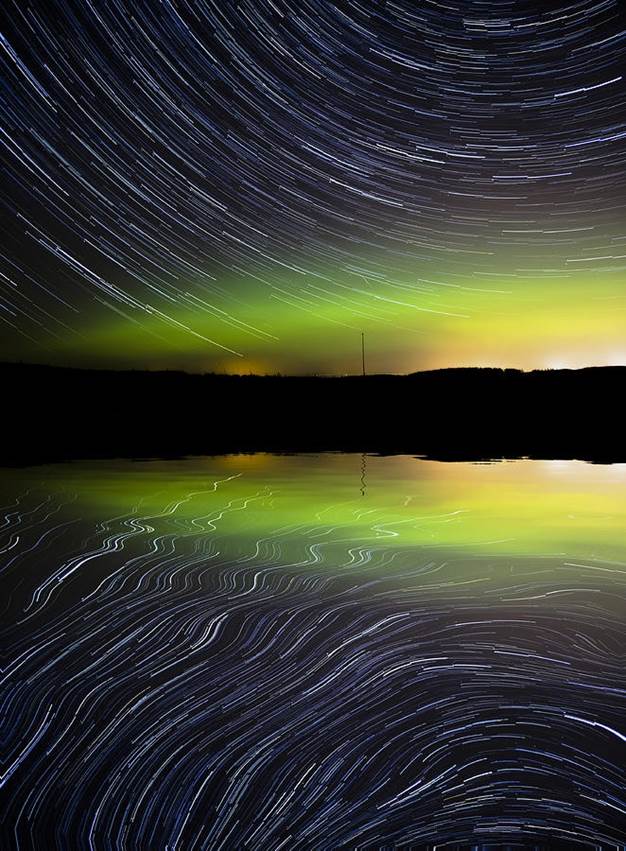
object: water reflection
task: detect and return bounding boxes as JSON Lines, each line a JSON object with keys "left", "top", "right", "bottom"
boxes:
{"left": 1, "top": 454, "right": 625, "bottom": 847}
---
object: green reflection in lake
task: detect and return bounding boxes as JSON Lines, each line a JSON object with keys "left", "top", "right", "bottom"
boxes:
{"left": 3, "top": 454, "right": 626, "bottom": 571}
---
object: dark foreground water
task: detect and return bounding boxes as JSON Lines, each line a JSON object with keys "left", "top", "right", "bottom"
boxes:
{"left": 1, "top": 454, "right": 625, "bottom": 849}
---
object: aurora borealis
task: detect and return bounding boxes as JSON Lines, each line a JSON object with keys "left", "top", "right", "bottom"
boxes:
{"left": 3, "top": 5, "right": 626, "bottom": 848}
{"left": 3, "top": 455, "right": 626, "bottom": 847}
{"left": 2, "top": 1, "right": 626, "bottom": 373}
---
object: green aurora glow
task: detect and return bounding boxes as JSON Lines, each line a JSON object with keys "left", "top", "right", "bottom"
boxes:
{"left": 7, "top": 264, "right": 626, "bottom": 374}
{"left": 5, "top": 455, "right": 626, "bottom": 568}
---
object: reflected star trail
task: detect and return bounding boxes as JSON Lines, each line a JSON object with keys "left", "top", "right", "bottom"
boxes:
{"left": 1, "top": 455, "right": 626, "bottom": 848}
{"left": 1, "top": 0, "right": 626, "bottom": 372}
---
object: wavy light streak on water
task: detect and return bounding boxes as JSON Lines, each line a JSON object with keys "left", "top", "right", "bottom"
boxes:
{"left": 1, "top": 454, "right": 625, "bottom": 848}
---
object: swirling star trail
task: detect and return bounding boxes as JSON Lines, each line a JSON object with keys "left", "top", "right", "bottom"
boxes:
{"left": 1, "top": 0, "right": 626, "bottom": 372}
{"left": 1, "top": 456, "right": 626, "bottom": 848}
{"left": 2, "top": 3, "right": 626, "bottom": 849}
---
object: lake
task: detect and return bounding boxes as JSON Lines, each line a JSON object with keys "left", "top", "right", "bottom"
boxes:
{"left": 1, "top": 454, "right": 625, "bottom": 848}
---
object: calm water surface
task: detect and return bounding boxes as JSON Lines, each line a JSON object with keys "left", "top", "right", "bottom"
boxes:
{"left": 1, "top": 454, "right": 625, "bottom": 848}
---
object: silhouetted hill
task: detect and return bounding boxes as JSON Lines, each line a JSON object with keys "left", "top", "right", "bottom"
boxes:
{"left": 2, "top": 362, "right": 625, "bottom": 464}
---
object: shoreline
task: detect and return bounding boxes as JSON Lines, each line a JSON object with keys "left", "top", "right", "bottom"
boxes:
{"left": 4, "top": 362, "right": 625, "bottom": 466}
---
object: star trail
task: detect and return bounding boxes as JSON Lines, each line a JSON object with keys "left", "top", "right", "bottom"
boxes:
{"left": 2, "top": 5, "right": 626, "bottom": 850}
{"left": 1, "top": 0, "right": 625, "bottom": 372}
{"left": 1, "top": 455, "right": 626, "bottom": 848}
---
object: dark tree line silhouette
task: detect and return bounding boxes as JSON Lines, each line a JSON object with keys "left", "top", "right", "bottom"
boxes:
{"left": 3, "top": 362, "right": 624, "bottom": 464}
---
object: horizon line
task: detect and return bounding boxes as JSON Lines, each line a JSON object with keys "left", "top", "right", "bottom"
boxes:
{"left": 3, "top": 360, "right": 626, "bottom": 378}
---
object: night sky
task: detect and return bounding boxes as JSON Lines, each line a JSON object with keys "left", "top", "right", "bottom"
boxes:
{"left": 2, "top": 0, "right": 626, "bottom": 374}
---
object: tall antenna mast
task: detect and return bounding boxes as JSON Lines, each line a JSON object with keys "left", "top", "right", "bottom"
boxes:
{"left": 361, "top": 331, "right": 366, "bottom": 376}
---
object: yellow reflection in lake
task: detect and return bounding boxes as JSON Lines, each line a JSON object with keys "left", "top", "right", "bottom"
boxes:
{"left": 3, "top": 455, "right": 626, "bottom": 565}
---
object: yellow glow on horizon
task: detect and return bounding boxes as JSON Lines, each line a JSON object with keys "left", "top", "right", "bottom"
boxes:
{"left": 11, "top": 264, "right": 623, "bottom": 376}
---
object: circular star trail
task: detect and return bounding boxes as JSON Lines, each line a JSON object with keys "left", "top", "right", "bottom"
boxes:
{"left": 1, "top": 1, "right": 626, "bottom": 370}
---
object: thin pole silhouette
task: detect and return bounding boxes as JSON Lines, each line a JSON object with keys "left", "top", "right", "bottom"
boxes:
{"left": 360, "top": 452, "right": 367, "bottom": 497}
{"left": 361, "top": 331, "right": 366, "bottom": 376}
